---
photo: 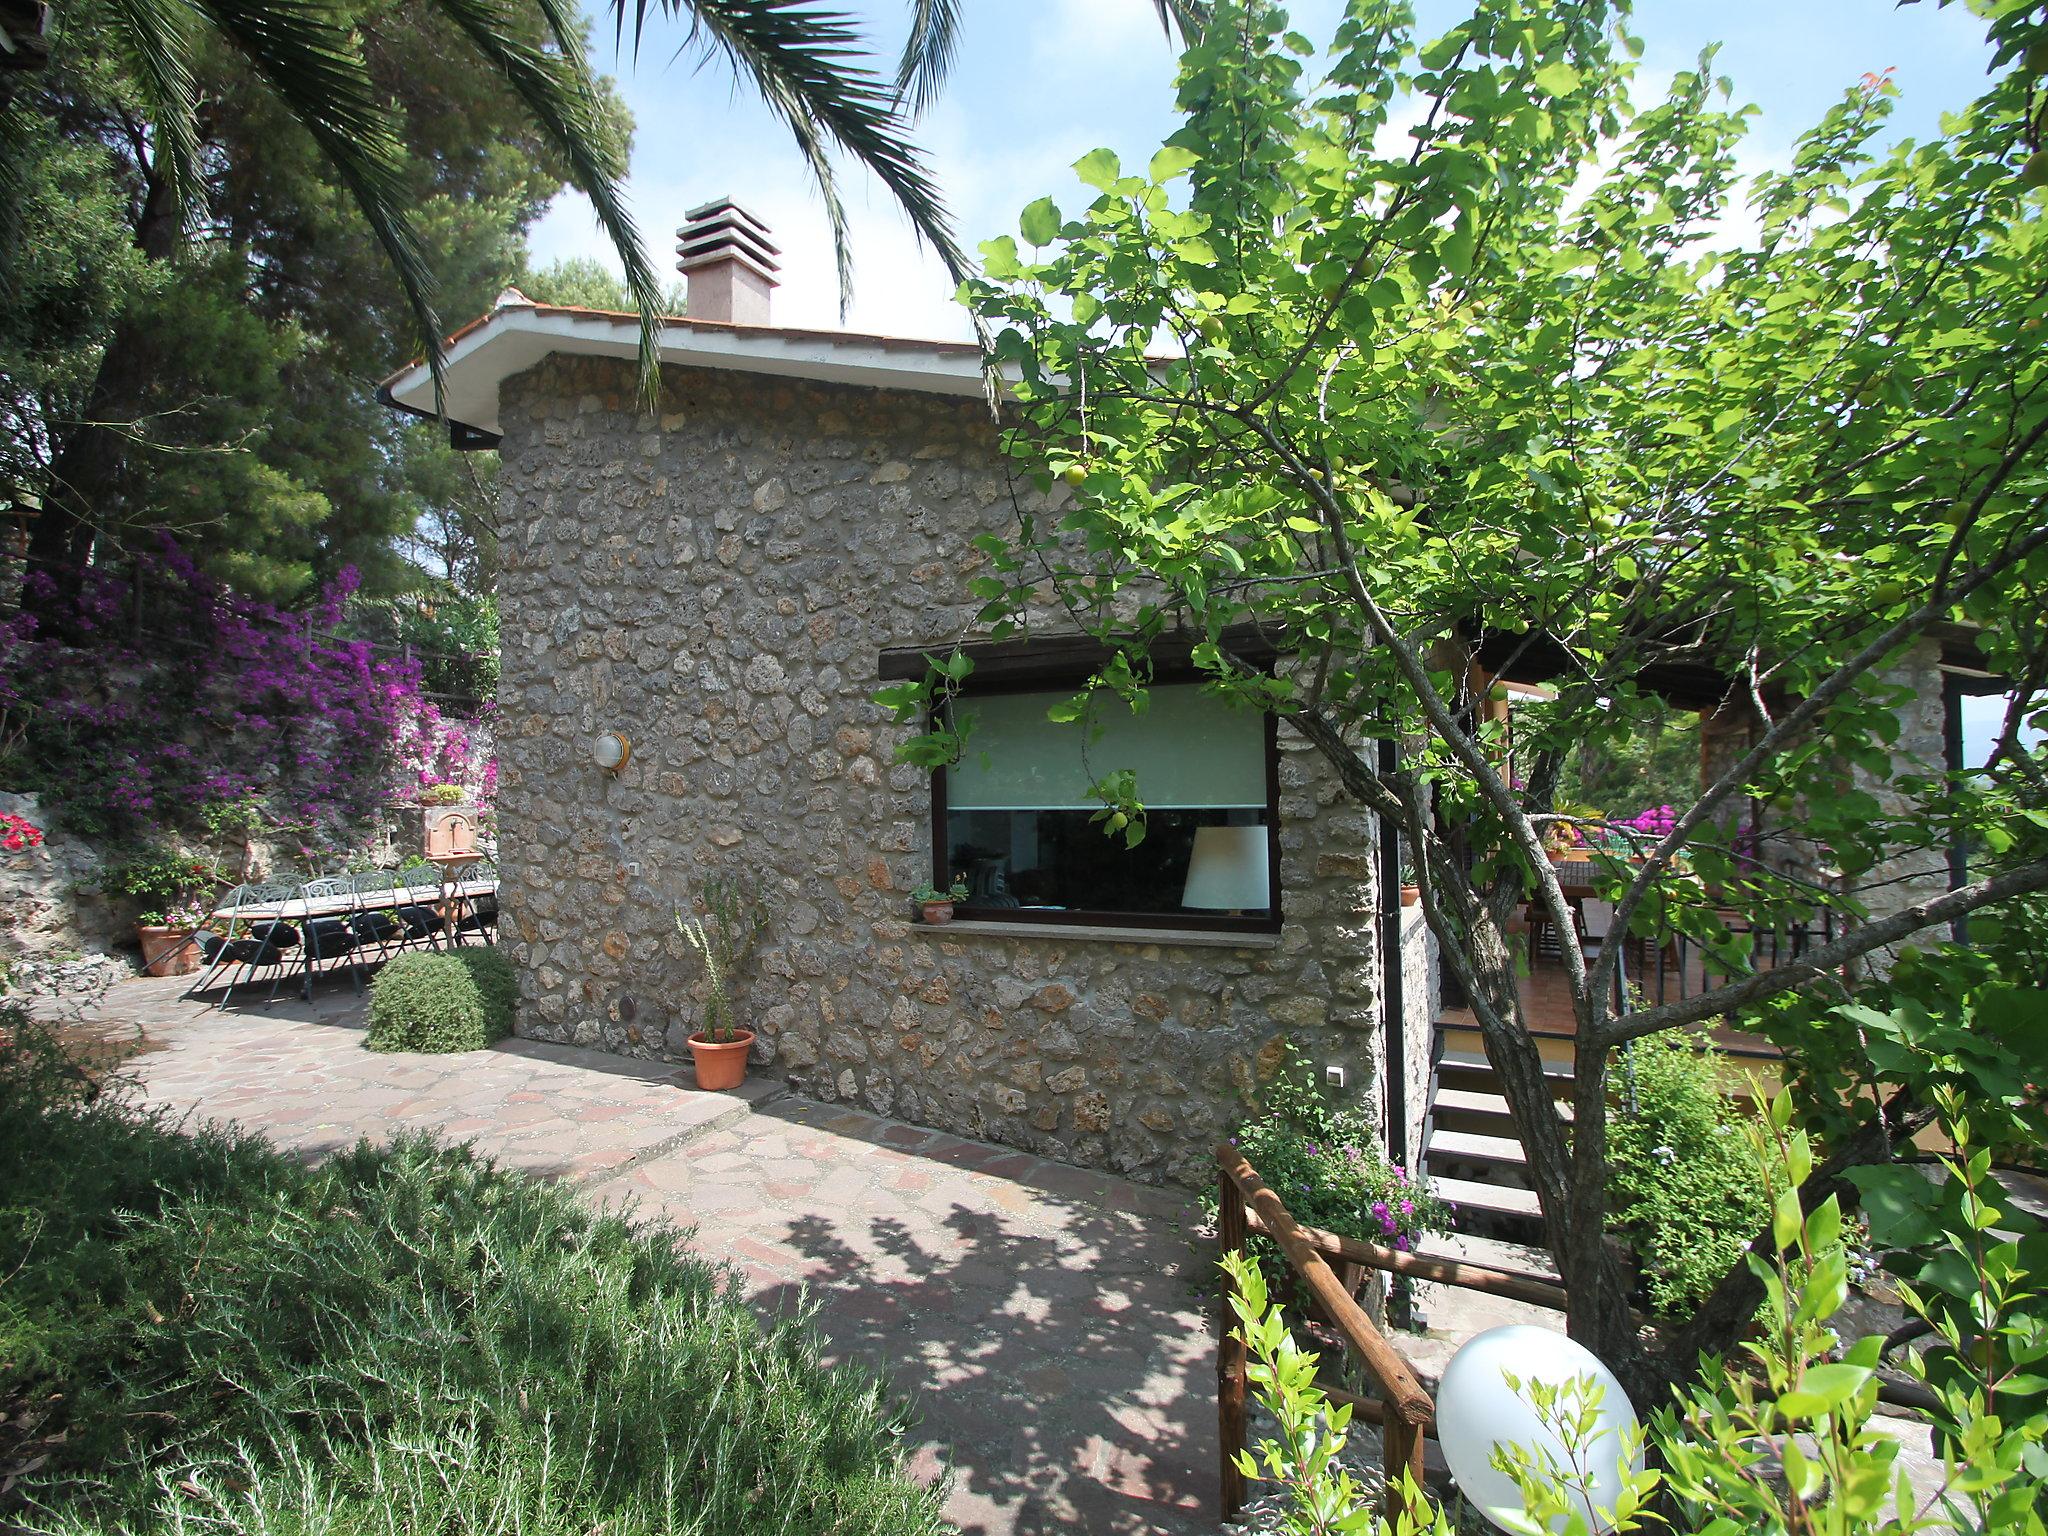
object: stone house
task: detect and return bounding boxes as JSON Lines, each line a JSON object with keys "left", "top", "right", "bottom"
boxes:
{"left": 381, "top": 203, "right": 1998, "bottom": 1190}
{"left": 382, "top": 202, "right": 1436, "bottom": 1188}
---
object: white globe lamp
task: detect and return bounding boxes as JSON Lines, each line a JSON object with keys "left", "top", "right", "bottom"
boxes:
{"left": 591, "top": 731, "right": 631, "bottom": 774}
{"left": 1436, "top": 1324, "right": 1641, "bottom": 1534}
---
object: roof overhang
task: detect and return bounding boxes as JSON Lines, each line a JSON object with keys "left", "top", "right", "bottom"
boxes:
{"left": 376, "top": 301, "right": 994, "bottom": 446}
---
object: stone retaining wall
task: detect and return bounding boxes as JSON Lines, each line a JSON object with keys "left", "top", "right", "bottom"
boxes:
{"left": 490, "top": 357, "right": 1392, "bottom": 1186}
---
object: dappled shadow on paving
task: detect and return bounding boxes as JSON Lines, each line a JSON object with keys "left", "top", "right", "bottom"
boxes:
{"left": 744, "top": 1113, "right": 1220, "bottom": 1536}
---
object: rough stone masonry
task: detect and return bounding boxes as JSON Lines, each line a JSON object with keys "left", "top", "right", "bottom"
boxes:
{"left": 492, "top": 356, "right": 1410, "bottom": 1186}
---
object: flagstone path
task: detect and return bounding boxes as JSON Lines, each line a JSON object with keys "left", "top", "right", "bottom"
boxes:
{"left": 70, "top": 975, "right": 1220, "bottom": 1536}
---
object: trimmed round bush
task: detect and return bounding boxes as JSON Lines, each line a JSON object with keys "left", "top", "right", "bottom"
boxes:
{"left": 365, "top": 947, "right": 516, "bottom": 1053}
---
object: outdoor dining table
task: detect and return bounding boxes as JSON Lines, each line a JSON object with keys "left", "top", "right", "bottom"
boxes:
{"left": 203, "top": 874, "right": 499, "bottom": 1001}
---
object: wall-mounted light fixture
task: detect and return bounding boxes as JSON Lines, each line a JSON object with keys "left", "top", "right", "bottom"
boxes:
{"left": 591, "top": 731, "right": 632, "bottom": 774}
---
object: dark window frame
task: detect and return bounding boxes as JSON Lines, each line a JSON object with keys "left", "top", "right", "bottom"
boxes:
{"left": 928, "top": 658, "right": 1284, "bottom": 935}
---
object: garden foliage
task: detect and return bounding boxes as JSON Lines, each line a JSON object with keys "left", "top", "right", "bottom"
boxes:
{"left": 1215, "top": 1045, "right": 1448, "bottom": 1298}
{"left": 365, "top": 946, "right": 516, "bottom": 1054}
{"left": 1604, "top": 1035, "right": 1766, "bottom": 1319}
{"left": 890, "top": 0, "right": 2048, "bottom": 1385}
{"left": 677, "top": 876, "right": 770, "bottom": 1043}
{"left": 0, "top": 541, "right": 486, "bottom": 846}
{"left": 1225, "top": 1088, "right": 2045, "bottom": 1534}
{"left": 0, "top": 1006, "right": 947, "bottom": 1536}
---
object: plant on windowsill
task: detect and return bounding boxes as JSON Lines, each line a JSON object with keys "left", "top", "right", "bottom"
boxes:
{"left": 676, "top": 875, "right": 769, "bottom": 1091}
{"left": 911, "top": 876, "right": 969, "bottom": 925}
{"left": 1398, "top": 859, "right": 1420, "bottom": 908}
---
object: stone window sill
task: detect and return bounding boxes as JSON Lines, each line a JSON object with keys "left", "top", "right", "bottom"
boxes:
{"left": 909, "top": 918, "right": 1281, "bottom": 951}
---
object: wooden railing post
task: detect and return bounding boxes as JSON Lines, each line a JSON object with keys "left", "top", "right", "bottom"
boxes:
{"left": 1217, "top": 1154, "right": 1250, "bottom": 1524}
{"left": 1382, "top": 1410, "right": 1427, "bottom": 1522}
{"left": 1218, "top": 1142, "right": 1438, "bottom": 1526}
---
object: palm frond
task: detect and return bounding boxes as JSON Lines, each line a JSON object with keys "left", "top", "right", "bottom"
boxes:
{"left": 615, "top": 0, "right": 968, "bottom": 316}
{"left": 897, "top": 0, "right": 1206, "bottom": 119}
{"left": 194, "top": 0, "right": 443, "bottom": 402}
{"left": 107, "top": 0, "right": 204, "bottom": 224}
{"left": 1155, "top": 0, "right": 1210, "bottom": 41}
{"left": 434, "top": 0, "right": 666, "bottom": 406}
{"left": 893, "top": 0, "right": 958, "bottom": 121}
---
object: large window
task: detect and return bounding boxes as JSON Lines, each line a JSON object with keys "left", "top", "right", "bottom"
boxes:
{"left": 935, "top": 680, "right": 1280, "bottom": 932}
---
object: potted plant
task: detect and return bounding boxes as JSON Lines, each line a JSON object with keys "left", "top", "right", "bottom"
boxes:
{"left": 676, "top": 875, "right": 769, "bottom": 1091}
{"left": 103, "top": 848, "right": 223, "bottom": 976}
{"left": 912, "top": 876, "right": 969, "bottom": 925}
{"left": 1398, "top": 859, "right": 1421, "bottom": 908}
{"left": 135, "top": 900, "right": 209, "bottom": 976}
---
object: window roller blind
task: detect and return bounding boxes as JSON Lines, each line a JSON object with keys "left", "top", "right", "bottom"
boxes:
{"left": 947, "top": 684, "right": 1266, "bottom": 811}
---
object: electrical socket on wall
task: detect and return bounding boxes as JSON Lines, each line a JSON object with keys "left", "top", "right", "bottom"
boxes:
{"left": 1324, "top": 1064, "right": 1347, "bottom": 1091}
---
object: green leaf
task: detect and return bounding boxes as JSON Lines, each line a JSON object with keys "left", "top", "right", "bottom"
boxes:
{"left": 1149, "top": 145, "right": 1200, "bottom": 182}
{"left": 1075, "top": 147, "right": 1121, "bottom": 190}
{"left": 1533, "top": 60, "right": 1582, "bottom": 97}
{"left": 1020, "top": 197, "right": 1062, "bottom": 247}
{"left": 1845, "top": 1166, "right": 1942, "bottom": 1249}
{"left": 980, "top": 235, "right": 1022, "bottom": 280}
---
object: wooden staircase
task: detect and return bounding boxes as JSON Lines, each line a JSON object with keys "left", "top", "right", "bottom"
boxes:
{"left": 1421, "top": 1016, "right": 1781, "bottom": 1249}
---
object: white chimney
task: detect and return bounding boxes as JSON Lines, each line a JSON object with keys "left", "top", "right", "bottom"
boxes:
{"left": 676, "top": 198, "right": 780, "bottom": 325}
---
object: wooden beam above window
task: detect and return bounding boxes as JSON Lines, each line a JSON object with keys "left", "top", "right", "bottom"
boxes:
{"left": 876, "top": 624, "right": 1287, "bottom": 684}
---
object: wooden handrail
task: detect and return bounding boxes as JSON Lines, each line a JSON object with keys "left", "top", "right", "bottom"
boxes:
{"left": 1242, "top": 1208, "right": 1571, "bottom": 1311}
{"left": 1216, "top": 1143, "right": 1434, "bottom": 1524}
{"left": 1220, "top": 1146, "right": 1436, "bottom": 1425}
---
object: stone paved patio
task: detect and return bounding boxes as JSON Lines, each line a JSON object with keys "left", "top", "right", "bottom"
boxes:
{"left": 74, "top": 975, "right": 1220, "bottom": 1536}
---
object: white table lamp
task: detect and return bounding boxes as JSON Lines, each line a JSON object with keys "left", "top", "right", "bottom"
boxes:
{"left": 1181, "top": 825, "right": 1270, "bottom": 913}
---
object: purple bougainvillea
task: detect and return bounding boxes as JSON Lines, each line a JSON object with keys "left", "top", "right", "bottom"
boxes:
{"left": 2, "top": 541, "right": 490, "bottom": 844}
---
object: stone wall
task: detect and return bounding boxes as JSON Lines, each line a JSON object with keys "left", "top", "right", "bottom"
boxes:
{"left": 0, "top": 790, "right": 124, "bottom": 960}
{"left": 1846, "top": 639, "right": 1951, "bottom": 935}
{"left": 1397, "top": 905, "right": 1437, "bottom": 1175}
{"left": 489, "top": 357, "right": 1392, "bottom": 1186}
{"left": 1697, "top": 638, "right": 1952, "bottom": 970}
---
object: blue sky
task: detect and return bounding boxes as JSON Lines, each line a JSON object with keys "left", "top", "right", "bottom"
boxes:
{"left": 530, "top": 0, "right": 2000, "bottom": 341}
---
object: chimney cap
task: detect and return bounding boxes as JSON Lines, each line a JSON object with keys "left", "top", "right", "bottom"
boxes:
{"left": 677, "top": 197, "right": 781, "bottom": 284}
{"left": 681, "top": 197, "right": 776, "bottom": 241}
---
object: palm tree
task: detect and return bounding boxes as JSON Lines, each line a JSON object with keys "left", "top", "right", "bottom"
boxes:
{"left": 893, "top": 0, "right": 1207, "bottom": 119}
{"left": 11, "top": 0, "right": 1207, "bottom": 394}
{"left": 6, "top": 0, "right": 1202, "bottom": 608}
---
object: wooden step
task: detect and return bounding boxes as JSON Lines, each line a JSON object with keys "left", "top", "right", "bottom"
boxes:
{"left": 1435, "top": 1049, "right": 1574, "bottom": 1092}
{"left": 1439, "top": 1024, "right": 1579, "bottom": 1069}
{"left": 1430, "top": 1086, "right": 1574, "bottom": 1126}
{"left": 1426, "top": 1128, "right": 1527, "bottom": 1169}
{"left": 1428, "top": 1173, "right": 1543, "bottom": 1222}
{"left": 1435, "top": 1019, "right": 1783, "bottom": 1068}
{"left": 1414, "top": 1229, "right": 1562, "bottom": 1289}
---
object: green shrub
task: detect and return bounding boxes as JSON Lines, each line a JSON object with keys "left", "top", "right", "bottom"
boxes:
{"left": 1605, "top": 1032, "right": 1768, "bottom": 1318}
{"left": 417, "top": 782, "right": 468, "bottom": 805}
{"left": 1206, "top": 1044, "right": 1450, "bottom": 1299}
{"left": 365, "top": 947, "right": 515, "bottom": 1053}
{"left": 0, "top": 1006, "right": 946, "bottom": 1536}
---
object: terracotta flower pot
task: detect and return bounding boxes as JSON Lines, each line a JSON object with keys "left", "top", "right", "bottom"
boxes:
{"left": 137, "top": 924, "right": 201, "bottom": 977}
{"left": 1400, "top": 885, "right": 1421, "bottom": 908}
{"left": 920, "top": 900, "right": 955, "bottom": 925}
{"left": 689, "top": 1028, "right": 756, "bottom": 1091}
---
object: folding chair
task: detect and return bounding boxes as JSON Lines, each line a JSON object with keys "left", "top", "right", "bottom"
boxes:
{"left": 347, "top": 868, "right": 407, "bottom": 967}
{"left": 451, "top": 858, "right": 498, "bottom": 944}
{"left": 289, "top": 876, "right": 361, "bottom": 999}
{"left": 391, "top": 863, "right": 448, "bottom": 948}
{"left": 185, "top": 882, "right": 300, "bottom": 1006}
